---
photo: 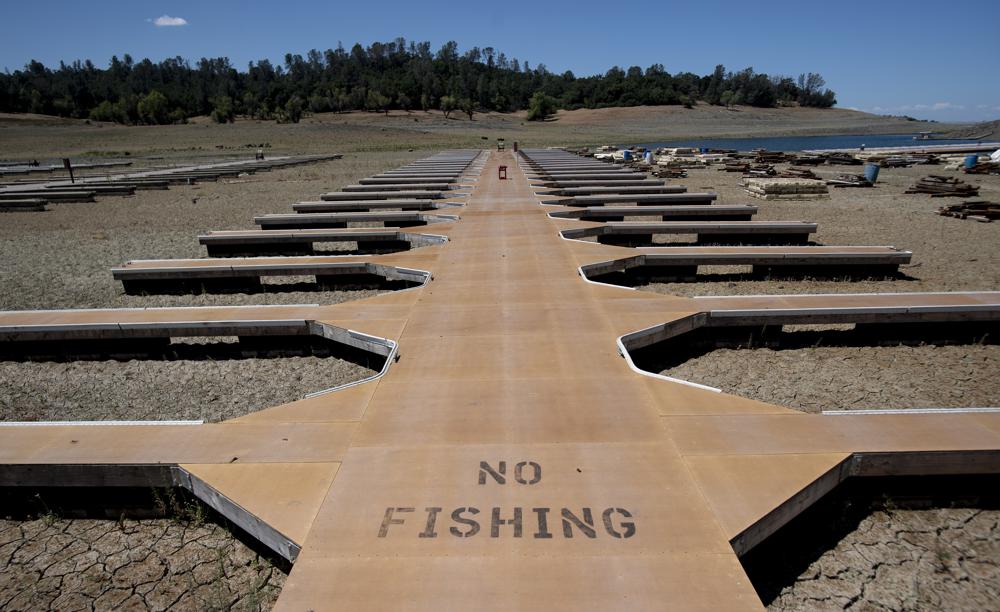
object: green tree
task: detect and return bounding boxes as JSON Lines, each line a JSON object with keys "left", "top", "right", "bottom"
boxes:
{"left": 281, "top": 95, "right": 304, "bottom": 123}
{"left": 461, "top": 97, "right": 475, "bottom": 120}
{"left": 440, "top": 95, "right": 457, "bottom": 119}
{"left": 210, "top": 96, "right": 235, "bottom": 123}
{"left": 526, "top": 91, "right": 556, "bottom": 121}
{"left": 366, "top": 90, "right": 391, "bottom": 115}
{"left": 397, "top": 93, "right": 412, "bottom": 112}
{"left": 136, "top": 90, "right": 170, "bottom": 124}
{"left": 719, "top": 90, "right": 734, "bottom": 109}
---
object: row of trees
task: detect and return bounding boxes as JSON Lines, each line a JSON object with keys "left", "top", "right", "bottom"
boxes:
{"left": 0, "top": 38, "right": 837, "bottom": 124}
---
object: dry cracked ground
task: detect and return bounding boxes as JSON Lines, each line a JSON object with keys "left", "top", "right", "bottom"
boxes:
{"left": 762, "top": 502, "right": 1000, "bottom": 611}
{"left": 0, "top": 512, "right": 285, "bottom": 611}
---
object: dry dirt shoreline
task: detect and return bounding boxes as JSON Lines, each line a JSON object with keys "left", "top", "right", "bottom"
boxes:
{"left": 0, "top": 104, "right": 950, "bottom": 161}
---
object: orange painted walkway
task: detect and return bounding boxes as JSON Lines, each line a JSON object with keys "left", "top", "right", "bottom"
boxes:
{"left": 2, "top": 150, "right": 1000, "bottom": 610}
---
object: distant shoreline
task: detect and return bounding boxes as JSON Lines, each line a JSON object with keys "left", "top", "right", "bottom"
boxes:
{"left": 0, "top": 104, "right": 995, "bottom": 158}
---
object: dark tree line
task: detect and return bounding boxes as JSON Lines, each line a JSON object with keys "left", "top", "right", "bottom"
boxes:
{"left": 0, "top": 38, "right": 836, "bottom": 124}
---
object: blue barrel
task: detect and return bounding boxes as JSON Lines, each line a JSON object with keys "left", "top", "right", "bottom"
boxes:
{"left": 622, "top": 150, "right": 632, "bottom": 161}
{"left": 863, "top": 162, "right": 880, "bottom": 183}
{"left": 964, "top": 154, "right": 978, "bottom": 169}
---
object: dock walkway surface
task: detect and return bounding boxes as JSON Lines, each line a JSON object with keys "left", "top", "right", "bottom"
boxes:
{"left": 2, "top": 150, "right": 999, "bottom": 610}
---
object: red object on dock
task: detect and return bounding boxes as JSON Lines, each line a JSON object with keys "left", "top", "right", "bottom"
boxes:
{"left": 498, "top": 165, "right": 507, "bottom": 180}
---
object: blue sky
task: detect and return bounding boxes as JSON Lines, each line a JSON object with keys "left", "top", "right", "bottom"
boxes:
{"left": 1, "top": 0, "right": 998, "bottom": 123}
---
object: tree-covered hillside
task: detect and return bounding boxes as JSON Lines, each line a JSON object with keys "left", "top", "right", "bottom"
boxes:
{"left": 0, "top": 38, "right": 837, "bottom": 124}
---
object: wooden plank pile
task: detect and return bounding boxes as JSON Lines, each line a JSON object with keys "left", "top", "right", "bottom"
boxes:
{"left": 753, "top": 150, "right": 791, "bottom": 164}
{"left": 721, "top": 161, "right": 776, "bottom": 176}
{"left": 936, "top": 201, "right": 1000, "bottom": 223}
{"left": 779, "top": 167, "right": 819, "bottom": 180}
{"left": 743, "top": 177, "right": 829, "bottom": 200}
{"left": 789, "top": 155, "right": 826, "bottom": 166}
{"left": 875, "top": 154, "right": 938, "bottom": 168}
{"left": 905, "top": 175, "right": 980, "bottom": 197}
{"left": 744, "top": 165, "right": 777, "bottom": 178}
{"left": 721, "top": 161, "right": 747, "bottom": 172}
{"left": 964, "top": 162, "right": 1000, "bottom": 175}
{"left": 652, "top": 167, "right": 688, "bottom": 179}
{"left": 826, "top": 174, "right": 873, "bottom": 188}
{"left": 823, "top": 152, "right": 863, "bottom": 166}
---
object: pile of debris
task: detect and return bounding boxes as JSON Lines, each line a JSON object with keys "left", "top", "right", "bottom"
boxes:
{"left": 744, "top": 177, "right": 829, "bottom": 200}
{"left": 789, "top": 154, "right": 826, "bottom": 166}
{"left": 780, "top": 167, "right": 819, "bottom": 180}
{"left": 936, "top": 201, "right": 1000, "bottom": 223}
{"left": 744, "top": 165, "right": 777, "bottom": 178}
{"left": 826, "top": 174, "right": 873, "bottom": 188}
{"left": 754, "top": 150, "right": 792, "bottom": 164}
{"left": 787, "top": 152, "right": 863, "bottom": 166}
{"left": 721, "top": 160, "right": 750, "bottom": 173}
{"left": 823, "top": 152, "right": 864, "bottom": 166}
{"left": 652, "top": 167, "right": 688, "bottom": 179}
{"left": 873, "top": 154, "right": 939, "bottom": 168}
{"left": 964, "top": 161, "right": 1000, "bottom": 175}
{"left": 905, "top": 175, "right": 980, "bottom": 197}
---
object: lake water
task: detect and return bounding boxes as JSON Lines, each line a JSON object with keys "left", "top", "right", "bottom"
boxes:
{"left": 634, "top": 133, "right": 985, "bottom": 152}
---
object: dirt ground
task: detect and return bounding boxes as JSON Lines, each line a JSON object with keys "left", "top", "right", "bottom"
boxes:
{"left": 0, "top": 509, "right": 285, "bottom": 610}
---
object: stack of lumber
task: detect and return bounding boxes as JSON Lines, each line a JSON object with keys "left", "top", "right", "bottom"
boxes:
{"left": 875, "top": 155, "right": 938, "bottom": 168}
{"left": 721, "top": 161, "right": 750, "bottom": 173}
{"left": 936, "top": 201, "right": 1000, "bottom": 222}
{"left": 790, "top": 155, "right": 827, "bottom": 166}
{"left": 656, "top": 159, "right": 703, "bottom": 169}
{"left": 826, "top": 174, "right": 873, "bottom": 188}
{"left": 905, "top": 175, "right": 980, "bottom": 197}
{"left": 754, "top": 150, "right": 791, "bottom": 164}
{"left": 744, "top": 165, "right": 777, "bottom": 178}
{"left": 824, "top": 153, "right": 863, "bottom": 166}
{"left": 743, "top": 177, "right": 829, "bottom": 200}
{"left": 652, "top": 168, "right": 688, "bottom": 179}
{"left": 964, "top": 162, "right": 1000, "bottom": 175}
{"left": 780, "top": 167, "right": 819, "bottom": 180}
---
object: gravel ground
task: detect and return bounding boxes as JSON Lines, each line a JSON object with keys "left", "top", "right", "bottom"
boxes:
{"left": 0, "top": 512, "right": 285, "bottom": 610}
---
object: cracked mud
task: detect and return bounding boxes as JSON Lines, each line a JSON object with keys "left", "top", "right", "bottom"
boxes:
{"left": 661, "top": 343, "right": 999, "bottom": 413}
{"left": 0, "top": 514, "right": 285, "bottom": 611}
{"left": 766, "top": 505, "right": 1000, "bottom": 611}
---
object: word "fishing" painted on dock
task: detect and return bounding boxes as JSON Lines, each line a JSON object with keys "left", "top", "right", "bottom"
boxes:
{"left": 377, "top": 460, "right": 637, "bottom": 539}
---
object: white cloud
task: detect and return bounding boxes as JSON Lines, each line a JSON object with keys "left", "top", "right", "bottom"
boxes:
{"left": 869, "top": 102, "right": 968, "bottom": 114}
{"left": 151, "top": 15, "right": 188, "bottom": 27}
{"left": 931, "top": 102, "right": 964, "bottom": 111}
